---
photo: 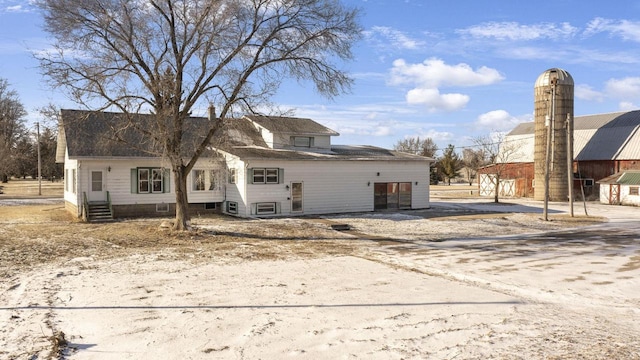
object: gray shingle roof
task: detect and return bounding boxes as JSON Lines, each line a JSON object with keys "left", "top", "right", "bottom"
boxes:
{"left": 59, "top": 110, "right": 428, "bottom": 162}
{"left": 221, "top": 145, "right": 431, "bottom": 161}
{"left": 245, "top": 115, "right": 339, "bottom": 136}
{"left": 59, "top": 109, "right": 214, "bottom": 158}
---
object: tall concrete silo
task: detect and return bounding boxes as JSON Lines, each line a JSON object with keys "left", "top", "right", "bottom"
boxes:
{"left": 533, "top": 68, "right": 574, "bottom": 201}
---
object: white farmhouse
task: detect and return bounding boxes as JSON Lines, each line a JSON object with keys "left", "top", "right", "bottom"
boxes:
{"left": 56, "top": 110, "right": 433, "bottom": 220}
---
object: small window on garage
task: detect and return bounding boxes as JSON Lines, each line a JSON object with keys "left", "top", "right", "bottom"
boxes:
{"left": 630, "top": 187, "right": 639, "bottom": 196}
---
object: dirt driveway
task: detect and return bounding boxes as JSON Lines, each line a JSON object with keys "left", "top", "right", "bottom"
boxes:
{"left": 1, "top": 198, "right": 639, "bottom": 359}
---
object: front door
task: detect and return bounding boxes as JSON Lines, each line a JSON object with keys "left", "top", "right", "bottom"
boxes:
{"left": 291, "top": 182, "right": 303, "bottom": 213}
{"left": 89, "top": 170, "right": 106, "bottom": 202}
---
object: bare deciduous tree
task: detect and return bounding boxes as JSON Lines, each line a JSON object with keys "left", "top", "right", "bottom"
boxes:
{"left": 473, "top": 133, "right": 522, "bottom": 203}
{"left": 462, "top": 148, "right": 486, "bottom": 186}
{"left": 37, "top": 0, "right": 362, "bottom": 230}
{"left": 0, "top": 78, "right": 28, "bottom": 182}
{"left": 393, "top": 137, "right": 438, "bottom": 158}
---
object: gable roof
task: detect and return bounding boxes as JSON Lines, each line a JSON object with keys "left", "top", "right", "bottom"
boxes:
{"left": 244, "top": 115, "right": 339, "bottom": 136}
{"left": 58, "top": 109, "right": 430, "bottom": 163}
{"left": 57, "top": 109, "right": 213, "bottom": 159}
{"left": 504, "top": 110, "right": 640, "bottom": 162}
{"left": 597, "top": 170, "right": 640, "bottom": 185}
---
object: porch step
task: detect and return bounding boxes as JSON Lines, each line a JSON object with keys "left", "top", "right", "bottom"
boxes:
{"left": 87, "top": 202, "right": 113, "bottom": 222}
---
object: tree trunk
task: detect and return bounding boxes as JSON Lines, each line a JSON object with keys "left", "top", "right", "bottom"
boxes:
{"left": 494, "top": 177, "right": 499, "bottom": 203}
{"left": 173, "top": 166, "right": 190, "bottom": 231}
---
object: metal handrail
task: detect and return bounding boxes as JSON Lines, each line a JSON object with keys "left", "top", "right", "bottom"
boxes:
{"left": 106, "top": 191, "right": 113, "bottom": 219}
{"left": 82, "top": 192, "right": 89, "bottom": 222}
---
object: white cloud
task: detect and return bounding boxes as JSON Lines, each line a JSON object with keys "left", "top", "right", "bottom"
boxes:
{"left": 2, "top": 1, "right": 37, "bottom": 13}
{"left": 458, "top": 21, "right": 578, "bottom": 41}
{"left": 390, "top": 58, "right": 503, "bottom": 88}
{"left": 575, "top": 84, "right": 605, "bottom": 102}
{"left": 585, "top": 18, "right": 640, "bottom": 42}
{"left": 475, "top": 110, "right": 528, "bottom": 131}
{"left": 405, "top": 88, "right": 469, "bottom": 112}
{"left": 389, "top": 58, "right": 503, "bottom": 112}
{"left": 619, "top": 101, "right": 638, "bottom": 111}
{"left": 605, "top": 77, "right": 640, "bottom": 99}
{"left": 363, "top": 26, "right": 426, "bottom": 50}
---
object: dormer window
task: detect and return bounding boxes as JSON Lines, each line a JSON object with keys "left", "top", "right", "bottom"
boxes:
{"left": 292, "top": 136, "right": 314, "bottom": 148}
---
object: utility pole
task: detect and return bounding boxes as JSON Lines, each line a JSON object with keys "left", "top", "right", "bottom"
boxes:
{"left": 36, "top": 122, "right": 41, "bottom": 196}
{"left": 566, "top": 113, "right": 574, "bottom": 217}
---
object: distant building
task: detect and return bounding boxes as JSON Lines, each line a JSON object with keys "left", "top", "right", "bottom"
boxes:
{"left": 479, "top": 110, "right": 640, "bottom": 201}
{"left": 597, "top": 170, "right": 640, "bottom": 206}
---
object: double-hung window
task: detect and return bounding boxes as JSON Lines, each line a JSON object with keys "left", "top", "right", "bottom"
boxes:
{"left": 152, "top": 169, "right": 163, "bottom": 192}
{"left": 209, "top": 170, "right": 219, "bottom": 190}
{"left": 266, "top": 169, "right": 278, "bottom": 183}
{"left": 253, "top": 169, "right": 266, "bottom": 183}
{"left": 251, "top": 168, "right": 280, "bottom": 184}
{"left": 138, "top": 169, "right": 150, "bottom": 193}
{"left": 71, "top": 169, "right": 76, "bottom": 194}
{"left": 193, "top": 169, "right": 206, "bottom": 191}
{"left": 133, "top": 168, "right": 168, "bottom": 194}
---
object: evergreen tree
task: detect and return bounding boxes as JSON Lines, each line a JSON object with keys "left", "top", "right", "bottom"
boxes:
{"left": 438, "top": 144, "right": 462, "bottom": 185}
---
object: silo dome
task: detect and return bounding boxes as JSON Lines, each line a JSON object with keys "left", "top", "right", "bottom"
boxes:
{"left": 534, "top": 68, "right": 574, "bottom": 88}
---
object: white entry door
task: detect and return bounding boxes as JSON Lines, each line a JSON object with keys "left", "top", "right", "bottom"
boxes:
{"left": 89, "top": 170, "right": 106, "bottom": 202}
{"left": 291, "top": 182, "right": 303, "bottom": 213}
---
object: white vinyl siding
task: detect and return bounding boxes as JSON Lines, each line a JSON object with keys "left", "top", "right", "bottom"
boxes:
{"left": 243, "top": 160, "right": 430, "bottom": 217}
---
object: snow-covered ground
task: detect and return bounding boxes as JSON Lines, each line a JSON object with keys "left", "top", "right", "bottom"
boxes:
{"left": 1, "top": 199, "right": 639, "bottom": 359}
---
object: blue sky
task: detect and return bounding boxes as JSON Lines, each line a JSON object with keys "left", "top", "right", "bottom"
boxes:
{"left": 2, "top": 1, "right": 640, "bottom": 152}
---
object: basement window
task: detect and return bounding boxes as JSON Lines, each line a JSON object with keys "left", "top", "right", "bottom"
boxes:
{"left": 156, "top": 203, "right": 169, "bottom": 212}
{"left": 227, "top": 201, "right": 238, "bottom": 214}
{"left": 256, "top": 202, "right": 277, "bottom": 215}
{"left": 204, "top": 202, "right": 217, "bottom": 210}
